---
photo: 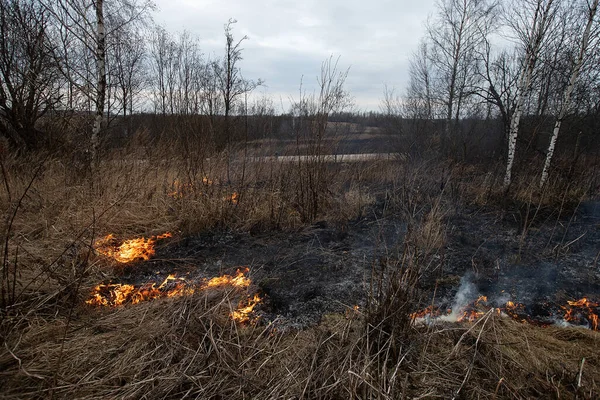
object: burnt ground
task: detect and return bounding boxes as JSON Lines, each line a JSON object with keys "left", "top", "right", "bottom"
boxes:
{"left": 122, "top": 197, "right": 600, "bottom": 329}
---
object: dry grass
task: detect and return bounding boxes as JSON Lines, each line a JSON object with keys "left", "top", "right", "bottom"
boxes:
{"left": 1, "top": 146, "right": 599, "bottom": 399}
{"left": 1, "top": 290, "right": 598, "bottom": 399}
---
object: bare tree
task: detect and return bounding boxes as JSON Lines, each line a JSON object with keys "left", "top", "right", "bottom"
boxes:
{"left": 175, "top": 31, "right": 204, "bottom": 115}
{"left": 503, "top": 0, "right": 560, "bottom": 188}
{"left": 426, "top": 0, "right": 497, "bottom": 148}
{"left": 290, "top": 56, "right": 352, "bottom": 222}
{"left": 214, "top": 18, "right": 262, "bottom": 181}
{"left": 200, "top": 58, "right": 223, "bottom": 134}
{"left": 149, "top": 26, "right": 172, "bottom": 115}
{"left": 109, "top": 25, "right": 146, "bottom": 125}
{"left": 540, "top": 0, "right": 599, "bottom": 186}
{"left": 0, "top": 0, "right": 62, "bottom": 150}
{"left": 43, "top": 0, "right": 153, "bottom": 154}
{"left": 476, "top": 39, "right": 520, "bottom": 143}
{"left": 405, "top": 41, "right": 435, "bottom": 120}
{"left": 103, "top": 7, "right": 147, "bottom": 134}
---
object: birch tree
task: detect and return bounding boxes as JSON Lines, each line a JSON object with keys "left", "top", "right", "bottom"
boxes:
{"left": 503, "top": 0, "right": 560, "bottom": 188}
{"left": 90, "top": 0, "right": 105, "bottom": 157}
{"left": 43, "top": 0, "right": 152, "bottom": 155}
{"left": 540, "top": 0, "right": 599, "bottom": 186}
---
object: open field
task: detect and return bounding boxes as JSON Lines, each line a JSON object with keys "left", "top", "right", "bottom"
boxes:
{"left": 3, "top": 0, "right": 600, "bottom": 396}
{"left": 1, "top": 131, "right": 600, "bottom": 399}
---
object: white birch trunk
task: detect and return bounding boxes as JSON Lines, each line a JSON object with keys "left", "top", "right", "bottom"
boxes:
{"left": 91, "top": 0, "right": 105, "bottom": 162}
{"left": 540, "top": 0, "right": 598, "bottom": 187}
{"left": 503, "top": 0, "right": 556, "bottom": 189}
{"left": 503, "top": 57, "right": 533, "bottom": 188}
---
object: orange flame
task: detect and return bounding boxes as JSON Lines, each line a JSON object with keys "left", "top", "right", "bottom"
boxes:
{"left": 562, "top": 297, "right": 599, "bottom": 330}
{"left": 412, "top": 297, "right": 527, "bottom": 324}
{"left": 456, "top": 296, "right": 487, "bottom": 322}
{"left": 231, "top": 293, "right": 262, "bottom": 323}
{"left": 410, "top": 305, "right": 441, "bottom": 320}
{"left": 169, "top": 177, "right": 214, "bottom": 198}
{"left": 168, "top": 179, "right": 196, "bottom": 198}
{"left": 95, "top": 232, "right": 172, "bottom": 263}
{"left": 345, "top": 304, "right": 361, "bottom": 319}
{"left": 206, "top": 267, "right": 250, "bottom": 288}
{"left": 224, "top": 192, "right": 238, "bottom": 204}
{"left": 412, "top": 296, "right": 599, "bottom": 330}
{"left": 86, "top": 268, "right": 261, "bottom": 323}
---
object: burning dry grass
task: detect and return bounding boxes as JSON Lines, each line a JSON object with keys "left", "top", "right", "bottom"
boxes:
{"left": 1, "top": 294, "right": 598, "bottom": 399}
{"left": 84, "top": 268, "right": 261, "bottom": 325}
{"left": 412, "top": 313, "right": 600, "bottom": 399}
{"left": 94, "top": 232, "right": 172, "bottom": 263}
{"left": 411, "top": 296, "right": 600, "bottom": 330}
{"left": 1, "top": 148, "right": 599, "bottom": 399}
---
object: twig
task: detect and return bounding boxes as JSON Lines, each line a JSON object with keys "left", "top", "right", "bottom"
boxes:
{"left": 0, "top": 153, "right": 10, "bottom": 203}
{"left": 4, "top": 341, "right": 46, "bottom": 380}
{"left": 577, "top": 357, "right": 585, "bottom": 389}
{"left": 493, "top": 377, "right": 504, "bottom": 398}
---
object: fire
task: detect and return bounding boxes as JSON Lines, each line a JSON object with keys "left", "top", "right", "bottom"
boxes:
{"left": 504, "top": 300, "right": 526, "bottom": 321}
{"left": 86, "top": 274, "right": 187, "bottom": 307}
{"left": 167, "top": 179, "right": 194, "bottom": 199}
{"left": 410, "top": 305, "right": 441, "bottom": 320}
{"left": 206, "top": 268, "right": 250, "bottom": 288}
{"left": 224, "top": 192, "right": 238, "bottom": 204}
{"left": 168, "top": 179, "right": 193, "bottom": 198}
{"left": 231, "top": 293, "right": 262, "bottom": 323}
{"left": 455, "top": 296, "right": 487, "bottom": 322}
{"left": 86, "top": 268, "right": 261, "bottom": 323}
{"left": 411, "top": 297, "right": 526, "bottom": 325}
{"left": 169, "top": 177, "right": 214, "bottom": 198}
{"left": 411, "top": 295, "right": 599, "bottom": 331}
{"left": 95, "top": 232, "right": 172, "bottom": 263}
{"left": 345, "top": 304, "right": 361, "bottom": 319}
{"left": 562, "top": 298, "right": 599, "bottom": 330}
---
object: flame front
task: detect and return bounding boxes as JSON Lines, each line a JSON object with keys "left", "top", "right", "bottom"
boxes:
{"left": 206, "top": 268, "right": 250, "bottom": 288}
{"left": 562, "top": 297, "right": 599, "bottom": 330}
{"left": 411, "top": 296, "right": 599, "bottom": 331}
{"left": 95, "top": 232, "right": 172, "bottom": 263}
{"left": 86, "top": 268, "right": 261, "bottom": 323}
{"left": 231, "top": 293, "right": 262, "bottom": 323}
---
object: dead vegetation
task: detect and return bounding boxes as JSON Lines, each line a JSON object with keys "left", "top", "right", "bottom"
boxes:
{"left": 1, "top": 143, "right": 599, "bottom": 399}
{"left": 1, "top": 288, "right": 598, "bottom": 399}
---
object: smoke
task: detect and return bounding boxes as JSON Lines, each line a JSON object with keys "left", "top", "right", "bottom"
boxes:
{"left": 440, "top": 274, "right": 478, "bottom": 322}
{"left": 494, "top": 291, "right": 512, "bottom": 308}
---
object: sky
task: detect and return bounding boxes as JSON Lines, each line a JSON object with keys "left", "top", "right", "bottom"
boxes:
{"left": 151, "top": 0, "right": 437, "bottom": 112}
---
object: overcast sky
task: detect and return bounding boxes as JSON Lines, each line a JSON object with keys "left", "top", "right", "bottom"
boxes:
{"left": 152, "top": 0, "right": 436, "bottom": 112}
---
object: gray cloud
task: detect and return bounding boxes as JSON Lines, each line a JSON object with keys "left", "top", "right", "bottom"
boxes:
{"left": 152, "top": 0, "right": 435, "bottom": 111}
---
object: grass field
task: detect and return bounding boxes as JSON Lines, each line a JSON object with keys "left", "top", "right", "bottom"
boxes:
{"left": 1, "top": 139, "right": 599, "bottom": 399}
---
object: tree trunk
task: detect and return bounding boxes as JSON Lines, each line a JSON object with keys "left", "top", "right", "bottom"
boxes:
{"left": 503, "top": 63, "right": 531, "bottom": 188}
{"left": 91, "top": 0, "right": 105, "bottom": 162}
{"left": 540, "top": 0, "right": 598, "bottom": 187}
{"left": 503, "top": 0, "right": 556, "bottom": 189}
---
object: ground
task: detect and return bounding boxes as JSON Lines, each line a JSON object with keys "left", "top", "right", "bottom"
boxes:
{"left": 121, "top": 195, "right": 600, "bottom": 330}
